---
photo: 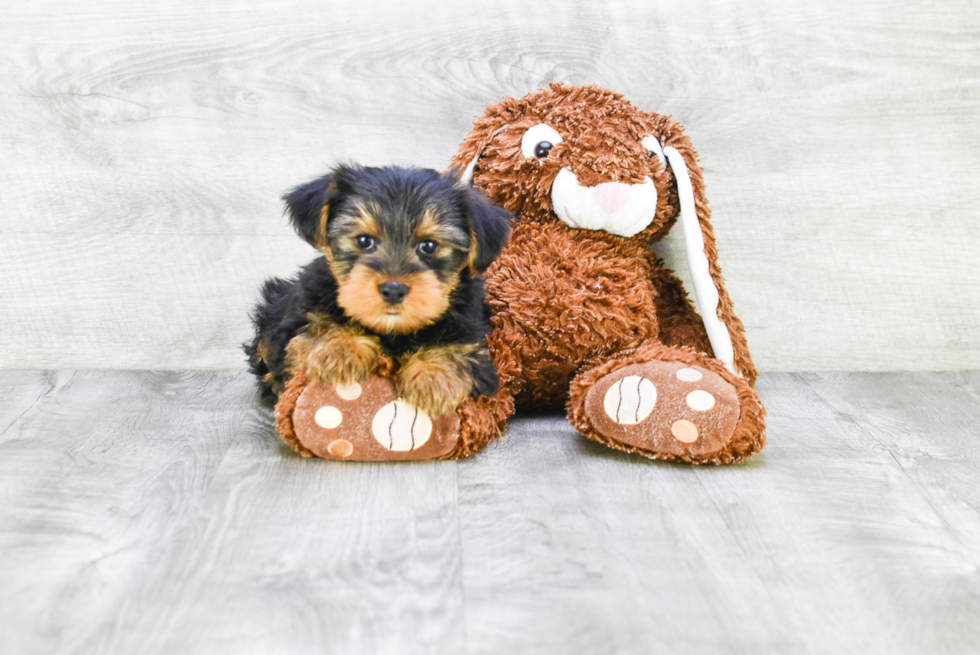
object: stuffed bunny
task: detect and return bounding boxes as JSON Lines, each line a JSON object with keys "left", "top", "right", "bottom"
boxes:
{"left": 450, "top": 83, "right": 766, "bottom": 464}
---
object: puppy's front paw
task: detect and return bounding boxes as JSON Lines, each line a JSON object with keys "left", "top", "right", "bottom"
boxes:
{"left": 397, "top": 347, "right": 476, "bottom": 418}
{"left": 287, "top": 323, "right": 381, "bottom": 386}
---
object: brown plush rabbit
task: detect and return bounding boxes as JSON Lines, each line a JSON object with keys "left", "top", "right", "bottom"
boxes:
{"left": 449, "top": 83, "right": 766, "bottom": 464}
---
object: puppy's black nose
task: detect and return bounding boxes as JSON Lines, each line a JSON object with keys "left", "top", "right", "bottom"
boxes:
{"left": 379, "top": 280, "right": 409, "bottom": 305}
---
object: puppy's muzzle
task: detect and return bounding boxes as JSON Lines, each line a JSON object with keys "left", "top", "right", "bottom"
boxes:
{"left": 379, "top": 280, "right": 409, "bottom": 305}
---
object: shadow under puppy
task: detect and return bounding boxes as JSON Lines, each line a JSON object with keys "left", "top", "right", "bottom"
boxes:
{"left": 246, "top": 165, "right": 511, "bottom": 419}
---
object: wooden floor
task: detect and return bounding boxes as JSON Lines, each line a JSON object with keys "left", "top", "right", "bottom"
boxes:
{"left": 1, "top": 370, "right": 978, "bottom": 654}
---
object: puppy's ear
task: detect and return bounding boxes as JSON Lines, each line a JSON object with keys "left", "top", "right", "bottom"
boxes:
{"left": 282, "top": 173, "right": 341, "bottom": 250}
{"left": 461, "top": 185, "right": 512, "bottom": 272}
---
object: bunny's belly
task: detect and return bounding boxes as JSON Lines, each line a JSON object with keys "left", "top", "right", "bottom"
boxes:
{"left": 484, "top": 221, "right": 659, "bottom": 410}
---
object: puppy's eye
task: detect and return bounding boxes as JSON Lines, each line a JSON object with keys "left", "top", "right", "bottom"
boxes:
{"left": 417, "top": 240, "right": 440, "bottom": 256}
{"left": 354, "top": 235, "right": 376, "bottom": 251}
{"left": 521, "top": 123, "right": 563, "bottom": 160}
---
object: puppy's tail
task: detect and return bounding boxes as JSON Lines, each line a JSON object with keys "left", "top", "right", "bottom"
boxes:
{"left": 243, "top": 276, "right": 294, "bottom": 399}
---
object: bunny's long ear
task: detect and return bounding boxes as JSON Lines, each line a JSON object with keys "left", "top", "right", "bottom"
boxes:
{"left": 659, "top": 133, "right": 759, "bottom": 385}
{"left": 452, "top": 124, "right": 509, "bottom": 186}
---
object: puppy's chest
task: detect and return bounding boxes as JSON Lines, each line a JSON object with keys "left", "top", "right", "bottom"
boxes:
{"left": 484, "top": 221, "right": 659, "bottom": 403}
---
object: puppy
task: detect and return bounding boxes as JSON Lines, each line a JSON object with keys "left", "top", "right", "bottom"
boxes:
{"left": 245, "top": 165, "right": 511, "bottom": 418}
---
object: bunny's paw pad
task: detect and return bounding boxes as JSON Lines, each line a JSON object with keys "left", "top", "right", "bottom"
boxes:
{"left": 583, "top": 361, "right": 740, "bottom": 459}
{"left": 289, "top": 375, "right": 460, "bottom": 461}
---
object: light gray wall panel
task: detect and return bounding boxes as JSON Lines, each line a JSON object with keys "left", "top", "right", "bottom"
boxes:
{"left": 1, "top": 0, "right": 977, "bottom": 370}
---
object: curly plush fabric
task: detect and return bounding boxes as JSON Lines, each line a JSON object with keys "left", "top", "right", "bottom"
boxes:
{"left": 448, "top": 83, "right": 766, "bottom": 464}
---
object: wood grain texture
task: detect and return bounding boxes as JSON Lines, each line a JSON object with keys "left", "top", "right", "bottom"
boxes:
{"left": 0, "top": 370, "right": 464, "bottom": 654}
{"left": 459, "top": 373, "right": 980, "bottom": 653}
{"left": 1, "top": 369, "right": 978, "bottom": 654}
{"left": 1, "top": 0, "right": 979, "bottom": 370}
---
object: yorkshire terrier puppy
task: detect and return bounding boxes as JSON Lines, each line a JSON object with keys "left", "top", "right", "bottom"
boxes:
{"left": 245, "top": 165, "right": 512, "bottom": 418}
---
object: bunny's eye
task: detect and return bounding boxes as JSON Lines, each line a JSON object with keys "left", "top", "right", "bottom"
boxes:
{"left": 521, "top": 124, "right": 564, "bottom": 160}
{"left": 641, "top": 135, "right": 665, "bottom": 166}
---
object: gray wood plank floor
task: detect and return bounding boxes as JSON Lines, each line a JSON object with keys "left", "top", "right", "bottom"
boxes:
{"left": 1, "top": 370, "right": 977, "bottom": 654}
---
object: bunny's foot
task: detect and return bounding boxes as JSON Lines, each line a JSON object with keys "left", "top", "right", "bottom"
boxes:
{"left": 568, "top": 343, "right": 765, "bottom": 464}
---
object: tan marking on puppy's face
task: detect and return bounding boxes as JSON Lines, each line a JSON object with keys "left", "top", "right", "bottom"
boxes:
{"left": 352, "top": 202, "right": 383, "bottom": 238}
{"left": 336, "top": 265, "right": 455, "bottom": 334}
{"left": 416, "top": 207, "right": 469, "bottom": 266}
{"left": 323, "top": 191, "right": 468, "bottom": 333}
{"left": 325, "top": 203, "right": 383, "bottom": 281}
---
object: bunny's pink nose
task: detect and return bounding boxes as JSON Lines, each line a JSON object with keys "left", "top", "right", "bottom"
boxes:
{"left": 593, "top": 182, "right": 631, "bottom": 214}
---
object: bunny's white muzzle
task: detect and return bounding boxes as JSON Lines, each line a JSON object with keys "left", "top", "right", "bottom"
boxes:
{"left": 550, "top": 168, "right": 657, "bottom": 237}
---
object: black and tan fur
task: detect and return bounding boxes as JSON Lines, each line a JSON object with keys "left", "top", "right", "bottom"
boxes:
{"left": 245, "top": 165, "right": 511, "bottom": 418}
